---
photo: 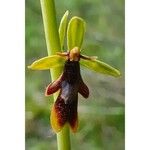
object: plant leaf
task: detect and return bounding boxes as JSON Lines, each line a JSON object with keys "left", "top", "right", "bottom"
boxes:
{"left": 59, "top": 10, "right": 69, "bottom": 50}
{"left": 80, "top": 59, "right": 121, "bottom": 77}
{"left": 28, "top": 55, "right": 65, "bottom": 70}
{"left": 67, "top": 16, "right": 86, "bottom": 50}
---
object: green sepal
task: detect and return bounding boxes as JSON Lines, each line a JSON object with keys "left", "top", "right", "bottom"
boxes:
{"left": 28, "top": 55, "right": 65, "bottom": 70}
{"left": 59, "top": 10, "right": 69, "bottom": 50}
{"left": 67, "top": 16, "right": 86, "bottom": 50}
{"left": 80, "top": 58, "right": 121, "bottom": 77}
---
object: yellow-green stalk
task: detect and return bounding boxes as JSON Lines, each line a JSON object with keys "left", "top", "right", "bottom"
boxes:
{"left": 40, "top": 0, "right": 71, "bottom": 149}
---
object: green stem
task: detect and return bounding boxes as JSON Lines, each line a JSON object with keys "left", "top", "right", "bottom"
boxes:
{"left": 40, "top": 0, "right": 61, "bottom": 80}
{"left": 40, "top": 0, "right": 71, "bottom": 150}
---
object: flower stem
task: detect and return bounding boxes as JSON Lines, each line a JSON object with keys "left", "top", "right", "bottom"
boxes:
{"left": 40, "top": 0, "right": 71, "bottom": 150}
{"left": 40, "top": 0, "right": 61, "bottom": 80}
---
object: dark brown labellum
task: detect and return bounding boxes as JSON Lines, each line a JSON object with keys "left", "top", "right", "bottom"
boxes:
{"left": 46, "top": 60, "right": 89, "bottom": 132}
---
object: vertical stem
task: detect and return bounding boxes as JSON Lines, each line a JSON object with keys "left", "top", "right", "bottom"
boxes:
{"left": 40, "top": 0, "right": 71, "bottom": 150}
{"left": 40, "top": 0, "right": 61, "bottom": 80}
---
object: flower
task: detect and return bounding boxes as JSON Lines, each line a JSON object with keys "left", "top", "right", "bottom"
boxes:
{"left": 28, "top": 13, "right": 121, "bottom": 133}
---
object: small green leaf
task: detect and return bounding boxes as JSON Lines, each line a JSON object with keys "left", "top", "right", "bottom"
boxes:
{"left": 28, "top": 55, "right": 65, "bottom": 70}
{"left": 59, "top": 10, "right": 69, "bottom": 50}
{"left": 80, "top": 59, "right": 121, "bottom": 77}
{"left": 67, "top": 16, "right": 86, "bottom": 50}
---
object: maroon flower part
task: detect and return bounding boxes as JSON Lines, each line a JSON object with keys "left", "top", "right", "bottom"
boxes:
{"left": 45, "top": 60, "right": 89, "bottom": 133}
{"left": 28, "top": 47, "right": 121, "bottom": 133}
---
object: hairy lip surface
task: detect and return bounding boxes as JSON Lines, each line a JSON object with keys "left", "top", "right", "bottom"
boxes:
{"left": 46, "top": 60, "right": 89, "bottom": 132}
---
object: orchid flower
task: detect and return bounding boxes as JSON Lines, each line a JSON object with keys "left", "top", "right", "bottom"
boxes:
{"left": 28, "top": 11, "right": 121, "bottom": 133}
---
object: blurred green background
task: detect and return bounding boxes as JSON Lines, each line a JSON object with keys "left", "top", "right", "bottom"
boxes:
{"left": 25, "top": 0, "right": 125, "bottom": 150}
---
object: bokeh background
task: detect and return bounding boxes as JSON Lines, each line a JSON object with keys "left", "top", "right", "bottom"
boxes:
{"left": 26, "top": 0, "right": 125, "bottom": 149}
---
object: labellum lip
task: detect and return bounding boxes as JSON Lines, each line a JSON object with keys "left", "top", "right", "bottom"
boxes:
{"left": 45, "top": 59, "right": 89, "bottom": 133}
